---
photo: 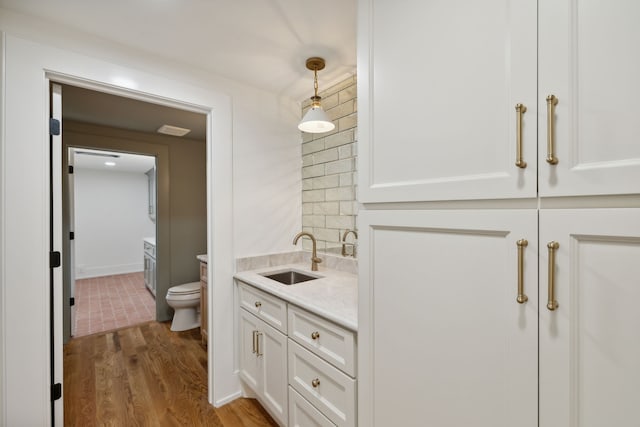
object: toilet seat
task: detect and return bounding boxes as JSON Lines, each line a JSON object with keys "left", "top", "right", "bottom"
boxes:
{"left": 167, "top": 281, "right": 200, "bottom": 296}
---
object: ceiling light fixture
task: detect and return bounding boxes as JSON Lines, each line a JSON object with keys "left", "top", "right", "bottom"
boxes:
{"left": 298, "top": 57, "right": 335, "bottom": 134}
{"left": 157, "top": 124, "right": 191, "bottom": 137}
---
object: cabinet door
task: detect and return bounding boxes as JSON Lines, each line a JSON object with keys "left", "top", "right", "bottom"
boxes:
{"left": 259, "top": 320, "right": 288, "bottom": 426}
{"left": 358, "top": 209, "right": 538, "bottom": 427}
{"left": 239, "top": 309, "right": 261, "bottom": 391}
{"left": 539, "top": 1, "right": 640, "bottom": 196}
{"left": 539, "top": 209, "right": 640, "bottom": 427}
{"left": 358, "top": 0, "right": 537, "bottom": 202}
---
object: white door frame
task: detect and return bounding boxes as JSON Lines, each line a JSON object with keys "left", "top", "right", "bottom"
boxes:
{"left": 0, "top": 34, "right": 236, "bottom": 424}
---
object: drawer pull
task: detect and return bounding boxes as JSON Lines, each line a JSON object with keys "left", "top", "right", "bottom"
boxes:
{"left": 311, "top": 331, "right": 320, "bottom": 340}
{"left": 311, "top": 378, "right": 321, "bottom": 388}
{"left": 546, "top": 95, "right": 559, "bottom": 165}
{"left": 252, "top": 330, "right": 258, "bottom": 354}
{"left": 254, "top": 301, "right": 262, "bottom": 308}
{"left": 515, "top": 103, "right": 527, "bottom": 168}
{"left": 256, "top": 331, "right": 263, "bottom": 356}
{"left": 547, "top": 241, "right": 560, "bottom": 311}
{"left": 516, "top": 239, "right": 528, "bottom": 304}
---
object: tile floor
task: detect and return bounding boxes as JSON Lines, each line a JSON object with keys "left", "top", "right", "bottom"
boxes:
{"left": 74, "top": 272, "right": 156, "bottom": 337}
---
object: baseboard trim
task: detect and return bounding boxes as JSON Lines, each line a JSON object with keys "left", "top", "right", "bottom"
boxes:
{"left": 214, "top": 390, "right": 242, "bottom": 408}
{"left": 75, "top": 263, "right": 143, "bottom": 279}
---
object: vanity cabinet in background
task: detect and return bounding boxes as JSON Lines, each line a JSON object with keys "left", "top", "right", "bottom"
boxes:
{"left": 145, "top": 166, "right": 156, "bottom": 222}
{"left": 200, "top": 261, "right": 208, "bottom": 346}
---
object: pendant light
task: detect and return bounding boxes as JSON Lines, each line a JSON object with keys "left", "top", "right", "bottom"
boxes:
{"left": 298, "top": 57, "right": 336, "bottom": 133}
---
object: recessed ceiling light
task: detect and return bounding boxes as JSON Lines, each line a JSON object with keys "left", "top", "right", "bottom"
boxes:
{"left": 157, "top": 124, "right": 191, "bottom": 137}
{"left": 105, "top": 161, "right": 116, "bottom": 167}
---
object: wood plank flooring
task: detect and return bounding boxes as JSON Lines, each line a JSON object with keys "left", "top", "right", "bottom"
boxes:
{"left": 64, "top": 321, "right": 279, "bottom": 426}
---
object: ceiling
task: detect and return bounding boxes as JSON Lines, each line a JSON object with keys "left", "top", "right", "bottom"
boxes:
{"left": 0, "top": 0, "right": 357, "bottom": 101}
{"left": 62, "top": 84, "right": 208, "bottom": 140}
{"left": 73, "top": 148, "right": 156, "bottom": 173}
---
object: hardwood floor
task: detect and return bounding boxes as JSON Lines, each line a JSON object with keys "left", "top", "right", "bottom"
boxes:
{"left": 64, "top": 321, "right": 279, "bottom": 426}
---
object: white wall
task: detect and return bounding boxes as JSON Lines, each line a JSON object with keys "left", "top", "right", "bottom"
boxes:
{"left": 74, "top": 167, "right": 155, "bottom": 279}
{"left": 0, "top": 8, "right": 302, "bottom": 425}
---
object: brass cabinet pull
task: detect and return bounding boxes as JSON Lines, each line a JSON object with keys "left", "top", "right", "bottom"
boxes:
{"left": 547, "top": 241, "right": 560, "bottom": 310}
{"left": 252, "top": 330, "right": 258, "bottom": 354}
{"left": 311, "top": 331, "right": 320, "bottom": 340}
{"left": 255, "top": 301, "right": 262, "bottom": 308}
{"left": 516, "top": 239, "right": 528, "bottom": 304}
{"left": 515, "top": 104, "right": 527, "bottom": 168}
{"left": 311, "top": 378, "right": 321, "bottom": 388}
{"left": 256, "top": 331, "right": 263, "bottom": 356}
{"left": 546, "top": 95, "right": 559, "bottom": 165}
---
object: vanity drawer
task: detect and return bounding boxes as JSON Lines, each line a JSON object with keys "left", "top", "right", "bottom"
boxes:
{"left": 288, "top": 305, "right": 356, "bottom": 377}
{"left": 289, "top": 386, "right": 336, "bottom": 427}
{"left": 288, "top": 341, "right": 356, "bottom": 427}
{"left": 238, "top": 281, "right": 287, "bottom": 334}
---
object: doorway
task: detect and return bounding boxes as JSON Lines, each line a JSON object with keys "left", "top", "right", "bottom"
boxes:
{"left": 68, "top": 148, "right": 157, "bottom": 337}
{"left": 58, "top": 83, "right": 208, "bottom": 344}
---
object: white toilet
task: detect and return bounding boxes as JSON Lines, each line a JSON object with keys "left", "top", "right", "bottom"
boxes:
{"left": 166, "top": 281, "right": 201, "bottom": 331}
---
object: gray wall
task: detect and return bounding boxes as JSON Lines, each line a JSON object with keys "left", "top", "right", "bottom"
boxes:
{"left": 62, "top": 120, "right": 206, "bottom": 339}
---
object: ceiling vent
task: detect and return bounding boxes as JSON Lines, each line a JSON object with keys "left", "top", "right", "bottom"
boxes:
{"left": 157, "top": 124, "right": 191, "bottom": 137}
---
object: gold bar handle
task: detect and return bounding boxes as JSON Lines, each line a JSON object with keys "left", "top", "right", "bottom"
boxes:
{"left": 252, "top": 330, "right": 258, "bottom": 354}
{"left": 547, "top": 241, "right": 560, "bottom": 310}
{"left": 516, "top": 239, "right": 528, "bottom": 303}
{"left": 256, "top": 331, "right": 263, "bottom": 356}
{"left": 515, "top": 104, "right": 527, "bottom": 168}
{"left": 546, "top": 95, "right": 559, "bottom": 165}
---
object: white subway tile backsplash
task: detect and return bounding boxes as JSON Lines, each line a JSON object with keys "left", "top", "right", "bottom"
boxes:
{"left": 326, "top": 186, "right": 354, "bottom": 201}
{"left": 326, "top": 158, "right": 355, "bottom": 175}
{"left": 302, "top": 139, "right": 325, "bottom": 155}
{"left": 313, "top": 148, "right": 339, "bottom": 164}
{"left": 302, "top": 189, "right": 325, "bottom": 202}
{"left": 302, "top": 164, "right": 325, "bottom": 179}
{"left": 313, "top": 202, "right": 340, "bottom": 215}
{"left": 300, "top": 75, "right": 358, "bottom": 250}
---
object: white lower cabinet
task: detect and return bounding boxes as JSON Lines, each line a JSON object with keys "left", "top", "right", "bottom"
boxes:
{"left": 539, "top": 209, "right": 640, "bottom": 427}
{"left": 239, "top": 309, "right": 288, "bottom": 426}
{"left": 288, "top": 341, "right": 356, "bottom": 427}
{"left": 237, "top": 280, "right": 357, "bottom": 427}
{"left": 358, "top": 209, "right": 538, "bottom": 427}
{"left": 289, "top": 387, "right": 336, "bottom": 427}
{"left": 358, "top": 208, "right": 640, "bottom": 426}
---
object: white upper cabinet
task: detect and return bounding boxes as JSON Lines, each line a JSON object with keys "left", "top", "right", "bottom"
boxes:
{"left": 358, "top": 0, "right": 538, "bottom": 202}
{"left": 539, "top": 1, "right": 640, "bottom": 197}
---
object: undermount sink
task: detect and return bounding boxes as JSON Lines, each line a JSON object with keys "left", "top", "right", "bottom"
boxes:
{"left": 261, "top": 270, "right": 320, "bottom": 285}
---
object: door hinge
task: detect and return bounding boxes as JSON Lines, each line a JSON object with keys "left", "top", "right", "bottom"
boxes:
{"left": 68, "top": 165, "right": 74, "bottom": 174}
{"left": 70, "top": 231, "right": 75, "bottom": 240}
{"left": 70, "top": 297, "right": 75, "bottom": 307}
{"left": 51, "top": 383, "right": 62, "bottom": 401}
{"left": 50, "top": 251, "right": 61, "bottom": 268}
{"left": 49, "top": 118, "right": 60, "bottom": 136}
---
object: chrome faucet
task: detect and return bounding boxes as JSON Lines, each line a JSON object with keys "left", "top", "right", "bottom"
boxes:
{"left": 341, "top": 229, "right": 358, "bottom": 257}
{"left": 293, "top": 231, "right": 322, "bottom": 271}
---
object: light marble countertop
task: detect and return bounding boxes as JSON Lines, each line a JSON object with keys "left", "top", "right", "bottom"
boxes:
{"left": 143, "top": 237, "right": 156, "bottom": 246}
{"left": 196, "top": 254, "right": 207, "bottom": 263}
{"left": 234, "top": 263, "right": 358, "bottom": 332}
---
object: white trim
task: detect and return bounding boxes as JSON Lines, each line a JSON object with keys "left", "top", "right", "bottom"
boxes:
{"left": 74, "top": 263, "right": 143, "bottom": 280}
{"left": 0, "top": 30, "right": 7, "bottom": 427}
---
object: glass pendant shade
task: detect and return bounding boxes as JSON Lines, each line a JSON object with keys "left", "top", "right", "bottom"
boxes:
{"left": 298, "top": 104, "right": 335, "bottom": 133}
